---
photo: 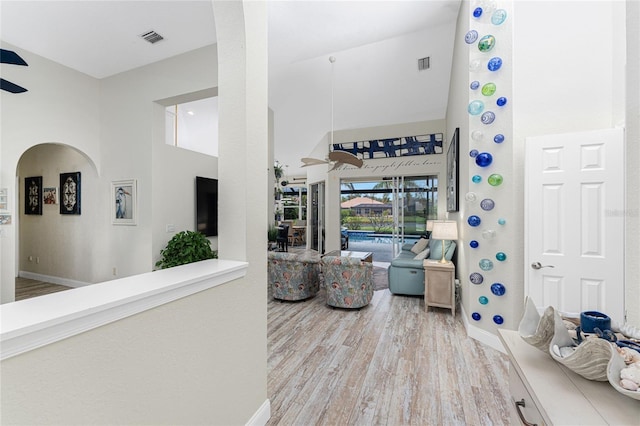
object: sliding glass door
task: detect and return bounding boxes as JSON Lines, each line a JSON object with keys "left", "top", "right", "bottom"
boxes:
{"left": 341, "top": 175, "right": 437, "bottom": 262}
{"left": 309, "top": 182, "right": 325, "bottom": 253}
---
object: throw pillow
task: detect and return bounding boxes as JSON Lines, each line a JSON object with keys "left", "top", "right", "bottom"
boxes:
{"left": 413, "top": 248, "right": 430, "bottom": 260}
{"left": 410, "top": 237, "right": 429, "bottom": 254}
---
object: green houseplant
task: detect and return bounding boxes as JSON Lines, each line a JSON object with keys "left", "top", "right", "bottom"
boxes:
{"left": 155, "top": 230, "right": 218, "bottom": 269}
{"left": 268, "top": 225, "right": 279, "bottom": 243}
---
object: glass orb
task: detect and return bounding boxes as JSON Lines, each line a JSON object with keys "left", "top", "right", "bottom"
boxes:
{"left": 470, "top": 240, "right": 479, "bottom": 248}
{"left": 488, "top": 173, "right": 503, "bottom": 186}
{"left": 491, "top": 9, "right": 507, "bottom": 25}
{"left": 481, "top": 0, "right": 498, "bottom": 14}
{"left": 465, "top": 192, "right": 478, "bottom": 202}
{"left": 471, "top": 130, "right": 484, "bottom": 142}
{"left": 482, "top": 229, "right": 496, "bottom": 239}
{"left": 478, "top": 35, "right": 496, "bottom": 52}
{"left": 494, "top": 134, "right": 505, "bottom": 144}
{"left": 481, "top": 82, "right": 496, "bottom": 96}
{"left": 468, "top": 215, "right": 481, "bottom": 227}
{"left": 473, "top": 7, "right": 483, "bottom": 18}
{"left": 480, "top": 198, "right": 495, "bottom": 211}
{"left": 496, "top": 97, "right": 508, "bottom": 107}
{"left": 469, "top": 149, "right": 479, "bottom": 158}
{"left": 470, "top": 80, "right": 480, "bottom": 90}
{"left": 496, "top": 252, "right": 507, "bottom": 261}
{"left": 468, "top": 100, "right": 485, "bottom": 115}
{"left": 481, "top": 111, "right": 496, "bottom": 125}
{"left": 472, "top": 312, "right": 482, "bottom": 321}
{"left": 479, "top": 259, "right": 494, "bottom": 271}
{"left": 475, "top": 152, "right": 493, "bottom": 167}
{"left": 470, "top": 272, "right": 484, "bottom": 284}
{"left": 493, "top": 315, "right": 504, "bottom": 325}
{"left": 498, "top": 218, "right": 507, "bottom": 225}
{"left": 479, "top": 296, "right": 489, "bottom": 305}
{"left": 491, "top": 283, "right": 506, "bottom": 296}
{"left": 472, "top": 175, "right": 482, "bottom": 183}
{"left": 465, "top": 30, "right": 479, "bottom": 44}
{"left": 469, "top": 59, "right": 481, "bottom": 72}
{"left": 487, "top": 57, "right": 503, "bottom": 71}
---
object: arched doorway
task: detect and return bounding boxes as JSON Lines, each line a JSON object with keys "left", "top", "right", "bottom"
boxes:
{"left": 16, "top": 143, "right": 99, "bottom": 298}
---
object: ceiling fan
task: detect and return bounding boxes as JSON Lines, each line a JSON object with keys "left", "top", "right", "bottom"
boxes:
{"left": 301, "top": 151, "right": 363, "bottom": 170}
{"left": 300, "top": 56, "right": 364, "bottom": 172}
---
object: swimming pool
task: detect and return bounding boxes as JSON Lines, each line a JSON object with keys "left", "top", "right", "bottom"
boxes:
{"left": 346, "top": 231, "right": 421, "bottom": 244}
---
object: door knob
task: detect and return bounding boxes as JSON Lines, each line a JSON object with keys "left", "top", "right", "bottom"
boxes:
{"left": 531, "top": 262, "right": 554, "bottom": 270}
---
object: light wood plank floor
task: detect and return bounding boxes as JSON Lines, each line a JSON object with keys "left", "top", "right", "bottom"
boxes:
{"left": 268, "top": 286, "right": 512, "bottom": 425}
{"left": 15, "top": 277, "right": 72, "bottom": 301}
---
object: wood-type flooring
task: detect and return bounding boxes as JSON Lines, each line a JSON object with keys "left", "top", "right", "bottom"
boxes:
{"left": 267, "top": 286, "right": 512, "bottom": 425}
{"left": 15, "top": 277, "right": 72, "bottom": 301}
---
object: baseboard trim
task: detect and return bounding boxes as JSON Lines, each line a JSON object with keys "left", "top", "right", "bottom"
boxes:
{"left": 460, "top": 304, "right": 506, "bottom": 354}
{"left": 246, "top": 399, "right": 270, "bottom": 426}
{"left": 19, "top": 271, "right": 90, "bottom": 288}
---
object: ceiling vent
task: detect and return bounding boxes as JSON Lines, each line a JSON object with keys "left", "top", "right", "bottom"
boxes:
{"left": 418, "top": 56, "right": 430, "bottom": 71}
{"left": 140, "top": 30, "right": 164, "bottom": 44}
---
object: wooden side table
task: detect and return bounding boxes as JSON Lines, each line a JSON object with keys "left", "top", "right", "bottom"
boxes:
{"left": 423, "top": 259, "right": 455, "bottom": 315}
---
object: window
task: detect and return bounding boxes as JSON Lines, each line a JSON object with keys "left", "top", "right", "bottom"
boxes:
{"left": 165, "top": 97, "right": 218, "bottom": 157}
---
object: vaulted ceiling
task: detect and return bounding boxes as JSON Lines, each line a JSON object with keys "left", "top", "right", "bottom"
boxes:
{"left": 1, "top": 0, "right": 461, "bottom": 176}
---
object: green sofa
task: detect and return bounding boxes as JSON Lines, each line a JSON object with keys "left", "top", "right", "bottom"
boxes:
{"left": 388, "top": 239, "right": 456, "bottom": 296}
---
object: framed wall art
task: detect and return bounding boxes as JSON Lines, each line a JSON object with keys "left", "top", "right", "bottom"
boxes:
{"left": 446, "top": 128, "right": 459, "bottom": 213}
{"left": 111, "top": 179, "right": 137, "bottom": 225}
{"left": 43, "top": 187, "right": 58, "bottom": 205}
{"left": 25, "top": 176, "right": 43, "bottom": 215}
{"left": 60, "top": 172, "right": 81, "bottom": 215}
{"left": 331, "top": 132, "right": 443, "bottom": 160}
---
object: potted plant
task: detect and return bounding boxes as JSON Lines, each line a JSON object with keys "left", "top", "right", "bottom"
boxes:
{"left": 268, "top": 225, "right": 279, "bottom": 250}
{"left": 155, "top": 230, "right": 218, "bottom": 269}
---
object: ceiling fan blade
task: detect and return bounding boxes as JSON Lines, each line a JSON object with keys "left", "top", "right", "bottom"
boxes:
{"left": 301, "top": 157, "right": 328, "bottom": 167}
{"left": 0, "top": 49, "right": 28, "bottom": 66}
{"left": 0, "top": 78, "right": 28, "bottom": 93}
{"left": 328, "top": 151, "right": 363, "bottom": 168}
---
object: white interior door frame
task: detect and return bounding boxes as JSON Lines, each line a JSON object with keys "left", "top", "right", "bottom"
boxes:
{"left": 525, "top": 128, "right": 625, "bottom": 323}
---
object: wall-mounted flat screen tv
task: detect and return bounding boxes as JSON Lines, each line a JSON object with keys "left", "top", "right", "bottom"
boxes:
{"left": 196, "top": 176, "right": 218, "bottom": 237}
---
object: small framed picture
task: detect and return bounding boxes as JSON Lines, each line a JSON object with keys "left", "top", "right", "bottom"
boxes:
{"left": 25, "top": 176, "right": 43, "bottom": 215}
{"left": 43, "top": 187, "right": 58, "bottom": 205}
{"left": 60, "top": 172, "right": 81, "bottom": 215}
{"left": 112, "top": 179, "right": 137, "bottom": 225}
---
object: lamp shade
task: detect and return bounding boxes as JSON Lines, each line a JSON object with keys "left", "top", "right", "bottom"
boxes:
{"left": 426, "top": 220, "right": 435, "bottom": 232}
{"left": 431, "top": 220, "right": 458, "bottom": 241}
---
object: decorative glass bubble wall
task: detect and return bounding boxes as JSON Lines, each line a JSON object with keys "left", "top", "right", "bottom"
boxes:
{"left": 466, "top": 0, "right": 512, "bottom": 328}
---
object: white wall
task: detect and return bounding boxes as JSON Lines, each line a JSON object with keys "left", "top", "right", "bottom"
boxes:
{"left": 1, "top": 2, "right": 269, "bottom": 424}
{"left": 446, "top": 0, "right": 636, "bottom": 341}
{"left": 0, "top": 42, "right": 221, "bottom": 296}
{"left": 625, "top": 0, "right": 640, "bottom": 327}
{"left": 100, "top": 45, "right": 219, "bottom": 277}
{"left": 272, "top": 23, "right": 457, "bottom": 177}
{"left": 0, "top": 41, "right": 101, "bottom": 301}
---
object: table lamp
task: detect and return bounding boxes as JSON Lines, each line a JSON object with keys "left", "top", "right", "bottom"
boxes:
{"left": 426, "top": 220, "right": 434, "bottom": 237}
{"left": 431, "top": 220, "right": 458, "bottom": 263}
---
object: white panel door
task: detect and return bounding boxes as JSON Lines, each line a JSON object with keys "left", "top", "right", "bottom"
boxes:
{"left": 525, "top": 128, "right": 624, "bottom": 323}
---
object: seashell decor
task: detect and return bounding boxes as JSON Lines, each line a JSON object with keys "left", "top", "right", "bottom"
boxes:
{"left": 519, "top": 298, "right": 640, "bottom": 399}
{"left": 518, "top": 296, "right": 556, "bottom": 353}
{"left": 548, "top": 310, "right": 613, "bottom": 381}
{"left": 608, "top": 351, "right": 640, "bottom": 400}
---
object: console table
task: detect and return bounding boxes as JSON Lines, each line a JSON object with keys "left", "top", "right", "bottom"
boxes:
{"left": 423, "top": 259, "right": 455, "bottom": 316}
{"left": 498, "top": 329, "right": 639, "bottom": 425}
